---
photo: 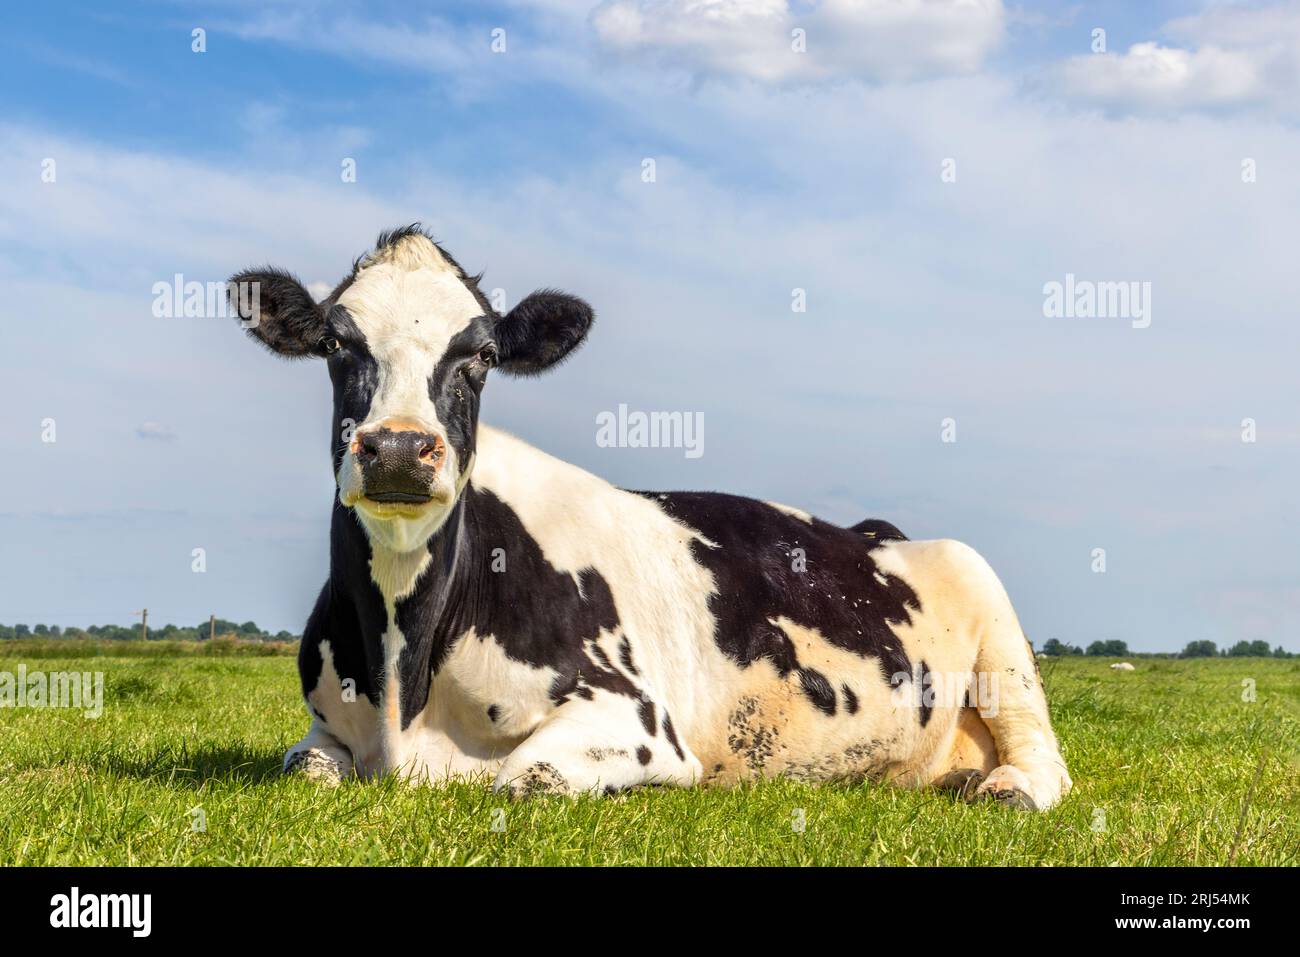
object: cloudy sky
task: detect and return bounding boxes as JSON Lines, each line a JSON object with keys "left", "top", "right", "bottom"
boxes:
{"left": 2, "top": 0, "right": 1298, "bottom": 651}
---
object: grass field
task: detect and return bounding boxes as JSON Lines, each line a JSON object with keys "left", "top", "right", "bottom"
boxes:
{"left": 2, "top": 643, "right": 1297, "bottom": 866}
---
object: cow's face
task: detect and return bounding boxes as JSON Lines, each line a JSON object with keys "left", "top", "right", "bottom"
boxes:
{"left": 229, "top": 226, "right": 593, "bottom": 551}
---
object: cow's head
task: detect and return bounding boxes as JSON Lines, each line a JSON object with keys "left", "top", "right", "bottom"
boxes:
{"left": 228, "top": 225, "right": 593, "bottom": 551}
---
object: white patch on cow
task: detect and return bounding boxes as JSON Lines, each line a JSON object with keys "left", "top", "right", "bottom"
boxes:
{"left": 438, "top": 627, "right": 560, "bottom": 741}
{"left": 765, "top": 500, "right": 813, "bottom": 523}
{"left": 368, "top": 536, "right": 432, "bottom": 773}
{"left": 1110, "top": 661, "right": 1136, "bottom": 671}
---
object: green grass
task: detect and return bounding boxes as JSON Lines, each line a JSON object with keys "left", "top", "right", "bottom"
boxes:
{"left": 1, "top": 649, "right": 1297, "bottom": 865}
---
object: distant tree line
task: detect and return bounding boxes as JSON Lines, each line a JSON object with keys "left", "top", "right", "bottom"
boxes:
{"left": 1178, "top": 639, "right": 1291, "bottom": 658}
{"left": 1038, "top": 637, "right": 1293, "bottom": 658}
{"left": 0, "top": 619, "right": 297, "bottom": 642}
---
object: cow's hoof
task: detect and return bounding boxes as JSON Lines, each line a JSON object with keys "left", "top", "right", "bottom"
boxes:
{"left": 936, "top": 767, "right": 986, "bottom": 799}
{"left": 284, "top": 748, "right": 344, "bottom": 785}
{"left": 972, "top": 787, "right": 1039, "bottom": 811}
{"left": 499, "top": 761, "right": 571, "bottom": 799}
{"left": 970, "top": 764, "right": 1040, "bottom": 811}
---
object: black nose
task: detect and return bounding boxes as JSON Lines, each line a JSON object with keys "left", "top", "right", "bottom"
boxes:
{"left": 355, "top": 428, "right": 443, "bottom": 503}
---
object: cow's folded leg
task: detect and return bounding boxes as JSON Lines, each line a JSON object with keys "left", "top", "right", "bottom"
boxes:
{"left": 492, "top": 693, "right": 701, "bottom": 798}
{"left": 284, "top": 719, "right": 355, "bottom": 785}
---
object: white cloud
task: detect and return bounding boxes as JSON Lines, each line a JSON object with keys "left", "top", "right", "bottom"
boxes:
{"left": 590, "top": 0, "right": 1006, "bottom": 84}
{"left": 1051, "top": 3, "right": 1300, "bottom": 114}
{"left": 228, "top": 10, "right": 476, "bottom": 74}
{"left": 1055, "top": 42, "right": 1265, "bottom": 110}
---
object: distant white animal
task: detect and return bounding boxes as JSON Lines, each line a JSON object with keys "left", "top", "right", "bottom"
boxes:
{"left": 1110, "top": 662, "right": 1136, "bottom": 671}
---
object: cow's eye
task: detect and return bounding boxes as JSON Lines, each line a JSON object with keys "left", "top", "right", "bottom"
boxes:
{"left": 320, "top": 337, "right": 341, "bottom": 355}
{"left": 478, "top": 345, "right": 498, "bottom": 367}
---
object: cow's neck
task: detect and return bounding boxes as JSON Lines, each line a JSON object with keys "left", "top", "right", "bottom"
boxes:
{"left": 349, "top": 494, "right": 479, "bottom": 736}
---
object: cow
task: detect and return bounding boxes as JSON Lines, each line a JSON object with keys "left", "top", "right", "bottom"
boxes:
{"left": 227, "top": 225, "right": 1073, "bottom": 810}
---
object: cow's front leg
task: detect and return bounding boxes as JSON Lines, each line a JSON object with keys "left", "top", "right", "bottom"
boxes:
{"left": 493, "top": 691, "right": 702, "bottom": 798}
{"left": 284, "top": 719, "right": 354, "bottom": 785}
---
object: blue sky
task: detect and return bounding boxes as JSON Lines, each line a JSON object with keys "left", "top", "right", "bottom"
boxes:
{"left": 2, "top": 0, "right": 1299, "bottom": 651}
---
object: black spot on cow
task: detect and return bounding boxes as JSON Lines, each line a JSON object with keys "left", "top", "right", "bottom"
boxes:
{"left": 618, "top": 637, "right": 639, "bottom": 676}
{"left": 918, "top": 659, "right": 933, "bottom": 727}
{"left": 589, "top": 643, "right": 614, "bottom": 671}
{"left": 635, "top": 492, "right": 920, "bottom": 692}
{"left": 798, "top": 667, "right": 837, "bottom": 716}
{"left": 728, "top": 696, "right": 777, "bottom": 772}
{"left": 636, "top": 745, "right": 652, "bottom": 766}
{"left": 662, "top": 713, "right": 685, "bottom": 761}
{"left": 378, "top": 486, "right": 628, "bottom": 727}
{"left": 487, "top": 704, "right": 500, "bottom": 723}
{"left": 841, "top": 684, "right": 859, "bottom": 715}
{"left": 638, "top": 698, "right": 657, "bottom": 736}
{"left": 580, "top": 639, "right": 641, "bottom": 698}
{"left": 848, "top": 518, "right": 908, "bottom": 542}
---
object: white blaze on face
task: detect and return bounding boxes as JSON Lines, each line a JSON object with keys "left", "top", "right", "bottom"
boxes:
{"left": 335, "top": 236, "right": 487, "bottom": 547}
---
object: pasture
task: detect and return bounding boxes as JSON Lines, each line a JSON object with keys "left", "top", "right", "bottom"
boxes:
{"left": 1, "top": 644, "right": 1296, "bottom": 866}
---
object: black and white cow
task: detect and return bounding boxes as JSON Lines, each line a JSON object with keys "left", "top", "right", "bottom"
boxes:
{"left": 228, "top": 226, "right": 1072, "bottom": 809}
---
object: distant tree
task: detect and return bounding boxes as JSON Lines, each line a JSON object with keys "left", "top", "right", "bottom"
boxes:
{"left": 0, "top": 624, "right": 14, "bottom": 640}
{"left": 1226, "top": 640, "right": 1273, "bottom": 657}
{"left": 49, "top": 625, "right": 62, "bottom": 637}
{"left": 1087, "top": 639, "right": 1128, "bottom": 656}
{"left": 1275, "top": 645, "right": 1293, "bottom": 659}
{"left": 33, "top": 624, "right": 49, "bottom": 635}
{"left": 238, "top": 621, "right": 260, "bottom": 635}
{"left": 15, "top": 624, "right": 30, "bottom": 637}
{"left": 1181, "top": 640, "right": 1218, "bottom": 658}
{"left": 1042, "top": 638, "right": 1082, "bottom": 656}
{"left": 275, "top": 630, "right": 293, "bottom": 641}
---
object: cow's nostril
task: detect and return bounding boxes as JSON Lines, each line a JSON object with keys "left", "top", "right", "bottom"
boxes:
{"left": 357, "top": 434, "right": 380, "bottom": 461}
{"left": 418, "top": 440, "right": 440, "bottom": 462}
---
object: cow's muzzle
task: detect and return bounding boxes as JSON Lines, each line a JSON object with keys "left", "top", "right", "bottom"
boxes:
{"left": 355, "top": 427, "right": 444, "bottom": 504}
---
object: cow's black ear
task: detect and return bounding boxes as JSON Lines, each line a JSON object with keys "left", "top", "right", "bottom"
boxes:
{"left": 493, "top": 290, "right": 594, "bottom": 377}
{"left": 227, "top": 268, "right": 326, "bottom": 358}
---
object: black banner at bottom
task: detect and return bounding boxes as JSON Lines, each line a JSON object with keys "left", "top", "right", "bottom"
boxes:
{"left": 0, "top": 866, "right": 1279, "bottom": 942}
